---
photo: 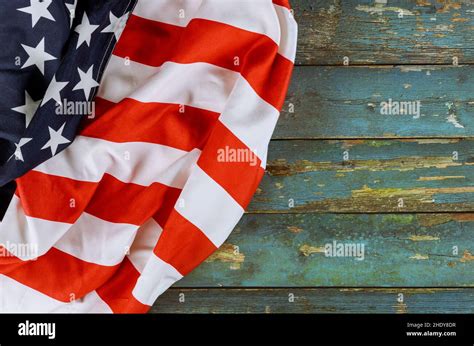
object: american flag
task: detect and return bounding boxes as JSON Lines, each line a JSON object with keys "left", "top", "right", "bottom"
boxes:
{"left": 0, "top": 0, "right": 297, "bottom": 313}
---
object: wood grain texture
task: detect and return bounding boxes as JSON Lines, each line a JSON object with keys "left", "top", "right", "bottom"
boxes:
{"left": 247, "top": 139, "right": 474, "bottom": 213}
{"left": 275, "top": 66, "right": 474, "bottom": 139}
{"left": 176, "top": 213, "right": 474, "bottom": 287}
{"left": 152, "top": 288, "right": 474, "bottom": 314}
{"left": 293, "top": 0, "right": 474, "bottom": 66}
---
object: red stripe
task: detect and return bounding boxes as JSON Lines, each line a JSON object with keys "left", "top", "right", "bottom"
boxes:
{"left": 272, "top": 0, "right": 292, "bottom": 9}
{"left": 152, "top": 192, "right": 179, "bottom": 229}
{"left": 114, "top": 15, "right": 293, "bottom": 109}
{"left": 197, "top": 121, "right": 264, "bottom": 209}
{"left": 16, "top": 171, "right": 96, "bottom": 223}
{"left": 0, "top": 246, "right": 23, "bottom": 265}
{"left": 86, "top": 173, "right": 181, "bottom": 226}
{"left": 1, "top": 246, "right": 149, "bottom": 311}
{"left": 96, "top": 257, "right": 150, "bottom": 313}
{"left": 0, "top": 248, "right": 119, "bottom": 302}
{"left": 17, "top": 170, "right": 181, "bottom": 226}
{"left": 154, "top": 209, "right": 216, "bottom": 275}
{"left": 81, "top": 97, "right": 219, "bottom": 151}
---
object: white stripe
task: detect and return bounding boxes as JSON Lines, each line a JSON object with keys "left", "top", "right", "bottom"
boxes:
{"left": 128, "top": 218, "right": 163, "bottom": 273}
{"left": 274, "top": 4, "right": 298, "bottom": 62}
{"left": 132, "top": 0, "right": 297, "bottom": 60}
{"left": 98, "top": 57, "right": 238, "bottom": 113}
{"left": 218, "top": 77, "right": 280, "bottom": 167}
{"left": 99, "top": 58, "right": 276, "bottom": 166}
{"left": 0, "top": 275, "right": 111, "bottom": 313}
{"left": 34, "top": 135, "right": 201, "bottom": 189}
{"left": 0, "top": 196, "right": 140, "bottom": 266}
{"left": 175, "top": 165, "right": 244, "bottom": 247}
{"left": 132, "top": 253, "right": 183, "bottom": 305}
{"left": 0, "top": 196, "right": 69, "bottom": 260}
{"left": 133, "top": 0, "right": 201, "bottom": 27}
{"left": 55, "top": 213, "right": 138, "bottom": 266}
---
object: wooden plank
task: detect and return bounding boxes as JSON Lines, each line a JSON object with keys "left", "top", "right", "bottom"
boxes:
{"left": 293, "top": 0, "right": 474, "bottom": 66}
{"left": 175, "top": 213, "right": 474, "bottom": 287}
{"left": 152, "top": 288, "right": 474, "bottom": 314}
{"left": 248, "top": 139, "right": 474, "bottom": 213}
{"left": 275, "top": 66, "right": 474, "bottom": 139}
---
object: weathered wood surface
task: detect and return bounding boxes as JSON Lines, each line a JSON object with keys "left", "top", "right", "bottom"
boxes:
{"left": 276, "top": 66, "right": 474, "bottom": 139}
{"left": 294, "top": 0, "right": 474, "bottom": 66}
{"left": 247, "top": 139, "right": 474, "bottom": 213}
{"left": 152, "top": 288, "right": 474, "bottom": 313}
{"left": 176, "top": 213, "right": 474, "bottom": 287}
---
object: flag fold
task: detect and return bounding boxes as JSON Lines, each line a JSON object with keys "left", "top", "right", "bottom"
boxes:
{"left": 0, "top": 0, "right": 297, "bottom": 313}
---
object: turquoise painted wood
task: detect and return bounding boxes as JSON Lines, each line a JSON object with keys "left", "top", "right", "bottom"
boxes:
{"left": 153, "top": 288, "right": 474, "bottom": 314}
{"left": 294, "top": 0, "right": 474, "bottom": 65}
{"left": 249, "top": 139, "right": 474, "bottom": 213}
{"left": 175, "top": 213, "right": 474, "bottom": 287}
{"left": 275, "top": 66, "right": 474, "bottom": 139}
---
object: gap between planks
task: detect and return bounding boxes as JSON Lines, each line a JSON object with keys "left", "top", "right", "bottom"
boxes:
{"left": 270, "top": 137, "right": 474, "bottom": 141}
{"left": 244, "top": 210, "right": 474, "bottom": 215}
{"left": 293, "top": 63, "right": 474, "bottom": 68}
{"left": 168, "top": 287, "right": 473, "bottom": 290}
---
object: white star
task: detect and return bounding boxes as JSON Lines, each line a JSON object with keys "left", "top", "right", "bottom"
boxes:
{"left": 66, "top": 0, "right": 78, "bottom": 27}
{"left": 21, "top": 38, "right": 56, "bottom": 76}
{"left": 73, "top": 66, "right": 99, "bottom": 99}
{"left": 18, "top": 0, "right": 55, "bottom": 27}
{"left": 41, "top": 123, "right": 70, "bottom": 156}
{"left": 74, "top": 13, "right": 99, "bottom": 48}
{"left": 11, "top": 91, "right": 40, "bottom": 128}
{"left": 9, "top": 138, "right": 33, "bottom": 162}
{"left": 41, "top": 75, "right": 69, "bottom": 106}
{"left": 101, "top": 11, "right": 130, "bottom": 40}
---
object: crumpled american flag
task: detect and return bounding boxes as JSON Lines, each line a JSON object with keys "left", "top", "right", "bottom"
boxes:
{"left": 0, "top": 0, "right": 297, "bottom": 313}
